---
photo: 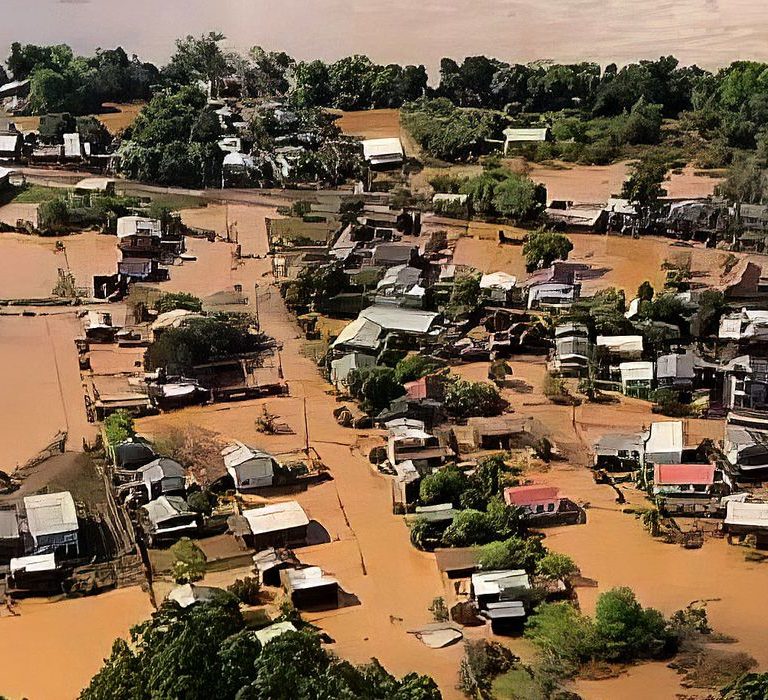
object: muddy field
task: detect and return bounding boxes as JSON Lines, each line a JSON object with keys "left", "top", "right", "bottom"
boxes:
{"left": 452, "top": 230, "right": 740, "bottom": 296}
{"left": 11, "top": 102, "right": 144, "bottom": 135}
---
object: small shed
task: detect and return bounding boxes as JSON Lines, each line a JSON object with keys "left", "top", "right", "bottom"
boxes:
{"left": 23, "top": 492, "right": 79, "bottom": 557}
{"left": 619, "top": 361, "right": 654, "bottom": 399}
{"left": 280, "top": 566, "right": 339, "bottom": 608}
{"left": 653, "top": 464, "right": 716, "bottom": 497}
{"left": 481, "top": 600, "right": 527, "bottom": 635}
{"left": 222, "top": 442, "right": 277, "bottom": 491}
{"left": 724, "top": 500, "right": 768, "bottom": 542}
{"left": 116, "top": 216, "right": 162, "bottom": 238}
{"left": 503, "top": 127, "right": 550, "bottom": 155}
{"left": 240, "top": 501, "right": 309, "bottom": 550}
{"left": 644, "top": 421, "right": 684, "bottom": 465}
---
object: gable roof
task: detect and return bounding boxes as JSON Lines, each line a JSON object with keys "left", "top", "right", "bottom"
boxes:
{"left": 504, "top": 485, "right": 560, "bottom": 507}
{"left": 725, "top": 500, "right": 768, "bottom": 528}
{"left": 221, "top": 441, "right": 274, "bottom": 469}
{"left": 645, "top": 421, "right": 684, "bottom": 455}
{"left": 360, "top": 305, "right": 439, "bottom": 334}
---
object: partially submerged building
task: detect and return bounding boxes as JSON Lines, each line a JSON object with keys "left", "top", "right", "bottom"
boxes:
{"left": 222, "top": 442, "right": 278, "bottom": 491}
{"left": 23, "top": 492, "right": 79, "bottom": 557}
{"left": 280, "top": 566, "right": 339, "bottom": 608}
{"left": 503, "top": 485, "right": 584, "bottom": 526}
{"left": 139, "top": 496, "right": 199, "bottom": 546}
{"left": 236, "top": 501, "right": 310, "bottom": 550}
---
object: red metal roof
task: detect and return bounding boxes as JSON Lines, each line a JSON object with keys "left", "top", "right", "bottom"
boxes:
{"left": 504, "top": 485, "right": 560, "bottom": 507}
{"left": 653, "top": 464, "right": 715, "bottom": 485}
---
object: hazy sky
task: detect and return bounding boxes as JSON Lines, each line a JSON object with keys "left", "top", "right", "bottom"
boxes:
{"left": 3, "top": 0, "right": 768, "bottom": 76}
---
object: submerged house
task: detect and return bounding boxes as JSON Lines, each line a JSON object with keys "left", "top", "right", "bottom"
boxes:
{"left": 503, "top": 485, "right": 583, "bottom": 526}
{"left": 471, "top": 569, "right": 531, "bottom": 609}
{"left": 330, "top": 352, "right": 376, "bottom": 391}
{"left": 361, "top": 137, "right": 404, "bottom": 168}
{"left": 237, "top": 501, "right": 310, "bottom": 550}
{"left": 652, "top": 464, "right": 718, "bottom": 497}
{"left": 280, "top": 566, "right": 339, "bottom": 608}
{"left": 724, "top": 425, "right": 768, "bottom": 479}
{"left": 386, "top": 419, "right": 453, "bottom": 470}
{"left": 222, "top": 442, "right": 278, "bottom": 491}
{"left": 593, "top": 432, "right": 644, "bottom": 471}
{"left": 479, "top": 272, "right": 518, "bottom": 307}
{"left": 643, "top": 421, "right": 684, "bottom": 465}
{"left": 135, "top": 458, "right": 187, "bottom": 500}
{"left": 139, "top": 496, "right": 199, "bottom": 546}
{"left": 23, "top": 492, "right": 79, "bottom": 557}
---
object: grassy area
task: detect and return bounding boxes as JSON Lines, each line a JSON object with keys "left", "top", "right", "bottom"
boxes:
{"left": 492, "top": 668, "right": 547, "bottom": 700}
{"left": 12, "top": 184, "right": 62, "bottom": 204}
{"left": 145, "top": 193, "right": 207, "bottom": 210}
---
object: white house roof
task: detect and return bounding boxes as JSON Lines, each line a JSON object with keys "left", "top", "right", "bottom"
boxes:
{"left": 361, "top": 138, "right": 404, "bottom": 163}
{"left": 472, "top": 570, "right": 530, "bottom": 597}
{"left": 596, "top": 335, "right": 644, "bottom": 353}
{"left": 151, "top": 309, "right": 204, "bottom": 332}
{"left": 480, "top": 272, "right": 517, "bottom": 291}
{"left": 242, "top": 501, "right": 309, "bottom": 536}
{"left": 168, "top": 583, "right": 224, "bottom": 608}
{"left": 281, "top": 566, "right": 338, "bottom": 591}
{"left": 116, "top": 216, "right": 161, "bottom": 238}
{"left": 360, "top": 305, "right": 439, "bottom": 334}
{"left": 23, "top": 492, "right": 78, "bottom": 537}
{"left": 0, "top": 133, "right": 21, "bottom": 152}
{"left": 221, "top": 441, "right": 274, "bottom": 469}
{"left": 503, "top": 127, "right": 549, "bottom": 142}
{"left": 725, "top": 500, "right": 768, "bottom": 528}
{"left": 10, "top": 553, "right": 56, "bottom": 573}
{"left": 330, "top": 316, "right": 383, "bottom": 350}
{"left": 644, "top": 421, "right": 684, "bottom": 456}
{"left": 619, "top": 361, "right": 654, "bottom": 383}
{"left": 75, "top": 177, "right": 115, "bottom": 191}
{"left": 223, "top": 151, "right": 255, "bottom": 169}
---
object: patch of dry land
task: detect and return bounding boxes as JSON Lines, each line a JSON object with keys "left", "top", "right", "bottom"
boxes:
{"left": 11, "top": 102, "right": 144, "bottom": 135}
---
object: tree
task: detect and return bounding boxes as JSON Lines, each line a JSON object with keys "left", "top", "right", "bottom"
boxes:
{"left": 419, "top": 467, "right": 469, "bottom": 507}
{"left": 170, "top": 537, "right": 207, "bottom": 584}
{"left": 164, "top": 32, "right": 228, "bottom": 96}
{"left": 721, "top": 673, "right": 768, "bottom": 699}
{"left": 478, "top": 535, "right": 545, "bottom": 571}
{"left": 716, "top": 153, "right": 768, "bottom": 204}
{"left": 227, "top": 577, "right": 261, "bottom": 605}
{"left": 525, "top": 602, "right": 595, "bottom": 676}
{"left": 621, "top": 155, "right": 668, "bottom": 226}
{"left": 394, "top": 355, "right": 444, "bottom": 384}
{"left": 592, "top": 586, "right": 674, "bottom": 662}
{"left": 523, "top": 231, "right": 573, "bottom": 272}
{"left": 443, "top": 379, "right": 505, "bottom": 419}
{"left": 154, "top": 292, "right": 203, "bottom": 314}
{"left": 536, "top": 552, "right": 578, "bottom": 581}
{"left": 492, "top": 173, "right": 546, "bottom": 222}
{"left": 145, "top": 313, "right": 267, "bottom": 374}
{"left": 104, "top": 410, "right": 135, "bottom": 445}
{"left": 621, "top": 97, "right": 663, "bottom": 144}
{"left": 37, "top": 197, "right": 70, "bottom": 231}
{"left": 637, "top": 280, "right": 654, "bottom": 302}
{"left": 442, "top": 510, "right": 496, "bottom": 547}
{"left": 346, "top": 366, "right": 404, "bottom": 414}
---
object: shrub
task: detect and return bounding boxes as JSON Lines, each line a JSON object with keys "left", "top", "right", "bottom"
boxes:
{"left": 228, "top": 576, "right": 261, "bottom": 605}
{"left": 443, "top": 378, "right": 505, "bottom": 418}
{"left": 523, "top": 230, "right": 573, "bottom": 272}
{"left": 537, "top": 552, "right": 578, "bottom": 581}
{"left": 154, "top": 292, "right": 203, "bottom": 314}
{"left": 394, "top": 354, "right": 445, "bottom": 384}
{"left": 419, "top": 467, "right": 469, "bottom": 507}
{"left": 187, "top": 490, "right": 215, "bottom": 516}
{"left": 104, "top": 410, "right": 135, "bottom": 446}
{"left": 170, "top": 537, "right": 207, "bottom": 584}
{"left": 442, "top": 509, "right": 497, "bottom": 547}
{"left": 478, "top": 535, "right": 546, "bottom": 571}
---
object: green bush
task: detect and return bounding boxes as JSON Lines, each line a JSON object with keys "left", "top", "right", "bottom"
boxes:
{"left": 154, "top": 292, "right": 203, "bottom": 314}
{"left": 228, "top": 576, "right": 261, "bottom": 605}
{"left": 170, "top": 537, "right": 207, "bottom": 584}
{"left": 104, "top": 410, "right": 135, "bottom": 446}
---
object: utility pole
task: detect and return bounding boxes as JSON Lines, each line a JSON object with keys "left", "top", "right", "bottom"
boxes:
{"left": 303, "top": 396, "right": 310, "bottom": 456}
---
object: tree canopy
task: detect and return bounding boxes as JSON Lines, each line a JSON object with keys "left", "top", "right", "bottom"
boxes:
{"left": 80, "top": 598, "right": 441, "bottom": 700}
{"left": 523, "top": 231, "right": 573, "bottom": 272}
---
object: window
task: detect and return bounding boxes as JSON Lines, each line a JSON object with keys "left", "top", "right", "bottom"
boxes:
{"left": 536, "top": 504, "right": 545, "bottom": 513}
{"left": 618, "top": 450, "right": 629, "bottom": 458}
{"left": 547, "top": 502, "right": 555, "bottom": 512}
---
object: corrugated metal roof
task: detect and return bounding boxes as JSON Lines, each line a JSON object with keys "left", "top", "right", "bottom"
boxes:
{"left": 620, "top": 361, "right": 654, "bottom": 382}
{"left": 362, "top": 138, "right": 404, "bottom": 160}
{"left": 221, "top": 441, "right": 273, "bottom": 469}
{"left": 242, "top": 501, "right": 309, "bottom": 535}
{"left": 0, "top": 509, "right": 19, "bottom": 539}
{"left": 503, "top": 127, "right": 549, "bottom": 142}
{"left": 360, "top": 305, "right": 439, "bottom": 334}
{"left": 472, "top": 570, "right": 530, "bottom": 597}
{"left": 645, "top": 421, "right": 684, "bottom": 455}
{"left": 24, "top": 492, "right": 78, "bottom": 537}
{"left": 725, "top": 500, "right": 768, "bottom": 528}
{"left": 331, "top": 316, "right": 382, "bottom": 350}
{"left": 504, "top": 485, "right": 560, "bottom": 507}
{"left": 596, "top": 335, "right": 644, "bottom": 353}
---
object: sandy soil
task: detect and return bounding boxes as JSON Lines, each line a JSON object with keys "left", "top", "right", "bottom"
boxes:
{"left": 0, "top": 587, "right": 153, "bottom": 700}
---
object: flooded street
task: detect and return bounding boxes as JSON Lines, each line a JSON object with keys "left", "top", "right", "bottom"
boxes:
{"left": 0, "top": 587, "right": 153, "bottom": 700}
